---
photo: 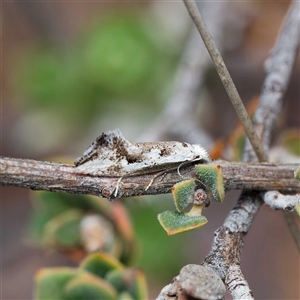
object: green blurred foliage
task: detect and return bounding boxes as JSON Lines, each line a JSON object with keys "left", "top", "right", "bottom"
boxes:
{"left": 28, "top": 190, "right": 189, "bottom": 283}
{"left": 34, "top": 253, "right": 148, "bottom": 300}
{"left": 43, "top": 209, "right": 84, "bottom": 248}
{"left": 80, "top": 252, "right": 124, "bottom": 278}
{"left": 64, "top": 273, "right": 117, "bottom": 300}
{"left": 14, "top": 12, "right": 179, "bottom": 131}
{"left": 27, "top": 190, "right": 136, "bottom": 266}
{"left": 35, "top": 268, "right": 80, "bottom": 300}
{"left": 28, "top": 191, "right": 97, "bottom": 244}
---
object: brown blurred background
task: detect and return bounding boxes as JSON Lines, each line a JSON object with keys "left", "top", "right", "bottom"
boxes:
{"left": 1, "top": 1, "right": 299, "bottom": 299}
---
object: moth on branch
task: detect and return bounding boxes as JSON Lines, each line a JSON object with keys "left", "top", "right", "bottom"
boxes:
{"left": 1, "top": 129, "right": 299, "bottom": 236}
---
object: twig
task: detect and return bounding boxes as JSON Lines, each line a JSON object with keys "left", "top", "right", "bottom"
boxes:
{"left": 245, "top": 1, "right": 300, "bottom": 251}
{"left": 244, "top": 2, "right": 300, "bottom": 161}
{"left": 141, "top": 1, "right": 246, "bottom": 145}
{"left": 203, "top": 192, "right": 262, "bottom": 279}
{"left": 179, "top": 1, "right": 300, "bottom": 299}
{"left": 202, "top": 2, "right": 300, "bottom": 298}
{"left": 182, "top": 0, "right": 268, "bottom": 163}
{"left": 139, "top": 28, "right": 213, "bottom": 145}
{"left": 1, "top": 156, "right": 299, "bottom": 199}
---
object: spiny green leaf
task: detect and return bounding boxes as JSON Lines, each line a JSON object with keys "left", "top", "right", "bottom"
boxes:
{"left": 172, "top": 180, "right": 195, "bottom": 212}
{"left": 194, "top": 165, "right": 225, "bottom": 202}
{"left": 158, "top": 210, "right": 207, "bottom": 236}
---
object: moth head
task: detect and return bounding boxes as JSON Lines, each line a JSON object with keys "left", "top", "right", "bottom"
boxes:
{"left": 192, "top": 144, "right": 211, "bottom": 162}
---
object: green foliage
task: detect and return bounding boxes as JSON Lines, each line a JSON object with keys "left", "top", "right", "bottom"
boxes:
{"left": 27, "top": 190, "right": 136, "bottom": 265}
{"left": 126, "top": 269, "right": 148, "bottom": 300}
{"left": 194, "top": 165, "right": 225, "bottom": 203}
{"left": 34, "top": 268, "right": 81, "bottom": 299}
{"left": 34, "top": 253, "right": 148, "bottom": 300}
{"left": 82, "top": 15, "right": 170, "bottom": 98}
{"left": 65, "top": 273, "right": 117, "bottom": 300}
{"left": 172, "top": 180, "right": 195, "bottom": 212}
{"left": 13, "top": 12, "right": 178, "bottom": 133}
{"left": 43, "top": 209, "right": 83, "bottom": 248}
{"left": 106, "top": 269, "right": 147, "bottom": 300}
{"left": 127, "top": 199, "right": 188, "bottom": 280}
{"left": 28, "top": 191, "right": 86, "bottom": 244}
{"left": 80, "top": 252, "right": 124, "bottom": 278}
{"left": 158, "top": 210, "right": 207, "bottom": 236}
{"left": 106, "top": 269, "right": 127, "bottom": 293}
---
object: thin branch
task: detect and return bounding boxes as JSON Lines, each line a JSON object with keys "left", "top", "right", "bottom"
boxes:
{"left": 245, "top": 1, "right": 300, "bottom": 250}
{"left": 172, "top": 1, "right": 300, "bottom": 299}
{"left": 139, "top": 28, "right": 213, "bottom": 146}
{"left": 141, "top": 1, "right": 246, "bottom": 145}
{"left": 201, "top": 2, "right": 300, "bottom": 298}
{"left": 182, "top": 0, "right": 268, "bottom": 163}
{"left": 244, "top": 2, "right": 300, "bottom": 161}
{"left": 1, "top": 156, "right": 299, "bottom": 199}
{"left": 203, "top": 192, "right": 262, "bottom": 279}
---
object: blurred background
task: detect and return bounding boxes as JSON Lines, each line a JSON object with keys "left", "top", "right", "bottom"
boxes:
{"left": 1, "top": 1, "right": 299, "bottom": 299}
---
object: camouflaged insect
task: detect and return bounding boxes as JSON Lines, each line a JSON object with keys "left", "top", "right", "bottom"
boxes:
{"left": 75, "top": 129, "right": 225, "bottom": 235}
{"left": 75, "top": 129, "right": 210, "bottom": 176}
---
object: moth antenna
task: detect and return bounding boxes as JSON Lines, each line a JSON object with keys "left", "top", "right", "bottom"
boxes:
{"left": 177, "top": 161, "right": 186, "bottom": 177}
{"left": 177, "top": 157, "right": 203, "bottom": 176}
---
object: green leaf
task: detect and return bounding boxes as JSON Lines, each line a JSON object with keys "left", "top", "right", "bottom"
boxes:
{"left": 65, "top": 273, "right": 117, "bottom": 300}
{"left": 34, "top": 267, "right": 80, "bottom": 300}
{"left": 157, "top": 210, "right": 208, "bottom": 236}
{"left": 43, "top": 209, "right": 83, "bottom": 248}
{"left": 194, "top": 165, "right": 225, "bottom": 202}
{"left": 105, "top": 268, "right": 148, "bottom": 300}
{"left": 80, "top": 252, "right": 124, "bottom": 278}
{"left": 105, "top": 269, "right": 127, "bottom": 293}
{"left": 172, "top": 180, "right": 195, "bottom": 212}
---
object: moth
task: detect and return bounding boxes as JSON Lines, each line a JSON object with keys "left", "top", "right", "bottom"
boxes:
{"left": 75, "top": 129, "right": 211, "bottom": 177}
{"left": 75, "top": 129, "right": 224, "bottom": 236}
